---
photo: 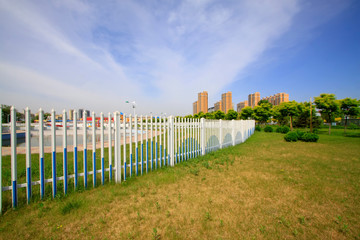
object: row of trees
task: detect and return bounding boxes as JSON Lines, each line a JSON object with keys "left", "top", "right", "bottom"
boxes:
{"left": 185, "top": 94, "right": 360, "bottom": 135}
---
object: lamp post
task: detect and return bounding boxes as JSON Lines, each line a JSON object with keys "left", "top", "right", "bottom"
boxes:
{"left": 126, "top": 101, "right": 136, "bottom": 116}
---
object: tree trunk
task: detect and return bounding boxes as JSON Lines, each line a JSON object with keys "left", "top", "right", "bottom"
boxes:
{"left": 290, "top": 115, "right": 293, "bottom": 131}
{"left": 344, "top": 117, "right": 347, "bottom": 133}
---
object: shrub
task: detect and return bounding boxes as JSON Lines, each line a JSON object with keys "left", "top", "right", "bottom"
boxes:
{"left": 301, "top": 133, "right": 319, "bottom": 142}
{"left": 255, "top": 125, "right": 261, "bottom": 131}
{"left": 284, "top": 132, "right": 298, "bottom": 142}
{"left": 276, "top": 126, "right": 290, "bottom": 134}
{"left": 281, "top": 126, "right": 290, "bottom": 134}
{"left": 264, "top": 126, "right": 273, "bottom": 132}
{"left": 295, "top": 130, "right": 306, "bottom": 140}
{"left": 348, "top": 123, "right": 360, "bottom": 129}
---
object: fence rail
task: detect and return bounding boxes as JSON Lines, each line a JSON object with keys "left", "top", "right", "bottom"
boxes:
{"left": 0, "top": 106, "right": 255, "bottom": 212}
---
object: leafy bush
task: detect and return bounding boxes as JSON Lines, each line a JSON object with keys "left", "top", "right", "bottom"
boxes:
{"left": 348, "top": 123, "right": 360, "bottom": 129}
{"left": 284, "top": 130, "right": 319, "bottom": 142}
{"left": 301, "top": 133, "right": 319, "bottom": 142}
{"left": 276, "top": 126, "right": 290, "bottom": 134}
{"left": 264, "top": 126, "right": 273, "bottom": 132}
{"left": 255, "top": 125, "right": 261, "bottom": 131}
{"left": 284, "top": 132, "right": 298, "bottom": 142}
{"left": 281, "top": 126, "right": 290, "bottom": 134}
{"left": 295, "top": 130, "right": 306, "bottom": 140}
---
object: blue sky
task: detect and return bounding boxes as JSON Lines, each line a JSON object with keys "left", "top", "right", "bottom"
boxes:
{"left": 0, "top": 0, "right": 359, "bottom": 116}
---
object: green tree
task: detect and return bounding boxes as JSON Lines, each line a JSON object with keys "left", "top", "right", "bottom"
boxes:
{"left": 184, "top": 114, "right": 193, "bottom": 119}
{"left": 214, "top": 110, "right": 225, "bottom": 120}
{"left": 1, "top": 104, "right": 11, "bottom": 123}
{"left": 340, "top": 98, "right": 360, "bottom": 132}
{"left": 272, "top": 105, "right": 288, "bottom": 126}
{"left": 314, "top": 93, "right": 340, "bottom": 135}
{"left": 258, "top": 99, "right": 273, "bottom": 107}
{"left": 204, "top": 112, "right": 215, "bottom": 119}
{"left": 277, "top": 101, "right": 300, "bottom": 131}
{"left": 253, "top": 101, "right": 272, "bottom": 124}
{"left": 225, "top": 109, "right": 238, "bottom": 120}
{"left": 293, "top": 102, "right": 322, "bottom": 129}
{"left": 239, "top": 107, "right": 253, "bottom": 120}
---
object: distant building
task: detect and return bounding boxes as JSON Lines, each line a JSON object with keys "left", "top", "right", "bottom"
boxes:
{"left": 198, "top": 91, "right": 208, "bottom": 113}
{"left": 193, "top": 101, "right": 198, "bottom": 115}
{"left": 221, "top": 91, "right": 233, "bottom": 114}
{"left": 214, "top": 101, "right": 222, "bottom": 112}
{"left": 193, "top": 91, "right": 208, "bottom": 114}
{"left": 248, "top": 92, "right": 260, "bottom": 108}
{"left": 78, "top": 109, "right": 83, "bottom": 119}
{"left": 208, "top": 106, "right": 215, "bottom": 113}
{"left": 262, "top": 93, "right": 289, "bottom": 106}
{"left": 237, "top": 101, "right": 248, "bottom": 113}
{"left": 69, "top": 109, "right": 74, "bottom": 120}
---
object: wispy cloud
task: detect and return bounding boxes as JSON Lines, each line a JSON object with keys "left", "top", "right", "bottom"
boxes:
{"left": 0, "top": 0, "right": 351, "bottom": 115}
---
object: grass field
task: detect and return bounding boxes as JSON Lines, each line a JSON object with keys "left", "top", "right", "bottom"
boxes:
{"left": 0, "top": 129, "right": 359, "bottom": 239}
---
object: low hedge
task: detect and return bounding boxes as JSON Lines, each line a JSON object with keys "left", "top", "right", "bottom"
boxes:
{"left": 276, "top": 126, "right": 290, "bottom": 134}
{"left": 264, "top": 126, "right": 273, "bottom": 132}
{"left": 284, "top": 131, "right": 319, "bottom": 143}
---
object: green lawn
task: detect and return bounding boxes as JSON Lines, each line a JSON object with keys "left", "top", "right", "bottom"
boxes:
{"left": 0, "top": 129, "right": 359, "bottom": 239}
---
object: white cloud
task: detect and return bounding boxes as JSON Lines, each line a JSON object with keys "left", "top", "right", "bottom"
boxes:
{"left": 0, "top": 0, "right": 351, "bottom": 115}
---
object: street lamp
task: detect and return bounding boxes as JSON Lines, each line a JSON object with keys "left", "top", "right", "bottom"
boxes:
{"left": 125, "top": 101, "right": 136, "bottom": 116}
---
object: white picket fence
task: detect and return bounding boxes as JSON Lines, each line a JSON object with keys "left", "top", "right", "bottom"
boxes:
{"left": 0, "top": 106, "right": 255, "bottom": 212}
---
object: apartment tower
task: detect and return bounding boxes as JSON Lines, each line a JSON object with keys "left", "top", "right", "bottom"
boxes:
{"left": 221, "top": 91, "right": 233, "bottom": 114}
{"left": 262, "top": 92, "right": 289, "bottom": 106}
{"left": 248, "top": 92, "right": 260, "bottom": 108}
{"left": 193, "top": 101, "right": 198, "bottom": 115}
{"left": 197, "top": 91, "right": 208, "bottom": 113}
{"left": 237, "top": 101, "right": 248, "bottom": 113}
{"left": 214, "top": 101, "right": 222, "bottom": 112}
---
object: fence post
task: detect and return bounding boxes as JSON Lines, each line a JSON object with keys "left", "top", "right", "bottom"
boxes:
{"left": 201, "top": 118, "right": 205, "bottom": 156}
{"left": 74, "top": 111, "right": 78, "bottom": 189}
{"left": 219, "top": 119, "right": 223, "bottom": 149}
{"left": 169, "top": 116, "right": 174, "bottom": 166}
{"left": 63, "top": 110, "right": 68, "bottom": 194}
{"left": 114, "top": 112, "right": 121, "bottom": 183}
{"left": 92, "top": 112, "right": 96, "bottom": 187}
{"left": 108, "top": 112, "right": 112, "bottom": 182}
{"left": 39, "top": 109, "right": 45, "bottom": 199}
{"left": 11, "top": 106, "right": 17, "bottom": 208}
{"left": 83, "top": 110, "right": 88, "bottom": 188}
{"left": 25, "top": 107, "right": 31, "bottom": 204}
{"left": 51, "top": 109, "right": 56, "bottom": 198}
{"left": 0, "top": 106, "right": 2, "bottom": 213}
{"left": 232, "top": 119, "right": 235, "bottom": 146}
{"left": 100, "top": 112, "right": 104, "bottom": 185}
{"left": 123, "top": 114, "right": 127, "bottom": 181}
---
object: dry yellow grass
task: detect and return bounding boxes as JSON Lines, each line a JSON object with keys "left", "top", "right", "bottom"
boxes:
{"left": 0, "top": 130, "right": 359, "bottom": 239}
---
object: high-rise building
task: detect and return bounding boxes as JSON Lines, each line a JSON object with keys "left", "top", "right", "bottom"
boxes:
{"left": 214, "top": 101, "right": 222, "bottom": 112}
{"left": 262, "top": 92, "right": 289, "bottom": 106}
{"left": 198, "top": 91, "right": 208, "bottom": 113}
{"left": 208, "top": 106, "right": 215, "bottom": 113}
{"left": 69, "top": 109, "right": 74, "bottom": 120}
{"left": 78, "top": 109, "right": 83, "bottom": 119}
{"left": 193, "top": 101, "right": 198, "bottom": 115}
{"left": 248, "top": 92, "right": 260, "bottom": 108}
{"left": 221, "top": 91, "right": 233, "bottom": 113}
{"left": 237, "top": 101, "right": 248, "bottom": 113}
